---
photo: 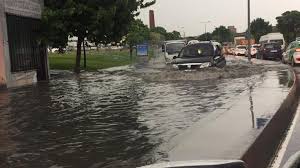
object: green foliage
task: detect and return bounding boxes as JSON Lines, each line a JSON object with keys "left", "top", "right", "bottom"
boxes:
{"left": 49, "top": 50, "right": 135, "bottom": 71}
{"left": 212, "top": 26, "right": 233, "bottom": 43}
{"left": 149, "top": 32, "right": 165, "bottom": 44}
{"left": 126, "top": 19, "right": 150, "bottom": 47}
{"left": 42, "top": 0, "right": 155, "bottom": 73}
{"left": 276, "top": 10, "right": 300, "bottom": 43}
{"left": 197, "top": 33, "right": 213, "bottom": 41}
{"left": 166, "top": 31, "right": 181, "bottom": 40}
{"left": 250, "top": 18, "right": 272, "bottom": 42}
{"left": 151, "top": 26, "right": 168, "bottom": 36}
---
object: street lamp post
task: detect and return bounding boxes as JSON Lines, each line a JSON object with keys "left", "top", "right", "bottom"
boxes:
{"left": 247, "top": 0, "right": 251, "bottom": 61}
{"left": 200, "top": 21, "right": 211, "bottom": 41}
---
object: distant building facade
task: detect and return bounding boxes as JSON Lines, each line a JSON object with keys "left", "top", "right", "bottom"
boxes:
{"left": 0, "top": 0, "right": 48, "bottom": 88}
{"left": 149, "top": 10, "right": 155, "bottom": 29}
{"left": 228, "top": 26, "right": 237, "bottom": 34}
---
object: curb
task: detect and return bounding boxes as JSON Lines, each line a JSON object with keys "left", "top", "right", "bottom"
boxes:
{"left": 241, "top": 68, "right": 300, "bottom": 168}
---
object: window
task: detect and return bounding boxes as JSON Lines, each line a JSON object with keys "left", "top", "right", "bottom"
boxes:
{"left": 6, "top": 14, "right": 41, "bottom": 72}
{"left": 270, "top": 40, "right": 284, "bottom": 45}
{"left": 179, "top": 44, "right": 214, "bottom": 57}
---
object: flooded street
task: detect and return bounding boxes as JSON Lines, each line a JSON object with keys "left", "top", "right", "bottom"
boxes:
{"left": 0, "top": 58, "right": 294, "bottom": 168}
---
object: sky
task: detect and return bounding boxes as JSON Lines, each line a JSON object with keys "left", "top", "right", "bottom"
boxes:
{"left": 138, "top": 0, "right": 300, "bottom": 36}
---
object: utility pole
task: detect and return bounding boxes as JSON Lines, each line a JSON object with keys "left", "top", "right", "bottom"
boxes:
{"left": 200, "top": 21, "right": 211, "bottom": 41}
{"left": 247, "top": 0, "right": 251, "bottom": 61}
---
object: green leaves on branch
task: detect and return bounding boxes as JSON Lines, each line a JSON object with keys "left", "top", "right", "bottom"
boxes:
{"left": 276, "top": 11, "right": 300, "bottom": 43}
{"left": 250, "top": 18, "right": 272, "bottom": 42}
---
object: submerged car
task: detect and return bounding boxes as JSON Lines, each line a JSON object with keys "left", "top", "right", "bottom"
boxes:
{"left": 257, "top": 42, "right": 282, "bottom": 60}
{"left": 171, "top": 42, "right": 226, "bottom": 69}
{"left": 234, "top": 45, "right": 247, "bottom": 56}
{"left": 249, "top": 44, "right": 260, "bottom": 57}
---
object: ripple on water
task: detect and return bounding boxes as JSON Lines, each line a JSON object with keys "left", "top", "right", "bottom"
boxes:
{"left": 0, "top": 70, "right": 290, "bottom": 168}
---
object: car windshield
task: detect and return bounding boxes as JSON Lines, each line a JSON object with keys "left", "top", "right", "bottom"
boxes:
{"left": 179, "top": 44, "right": 214, "bottom": 57}
{"left": 237, "top": 46, "right": 246, "bottom": 49}
{"left": 166, "top": 43, "right": 185, "bottom": 54}
{"left": 270, "top": 40, "right": 284, "bottom": 45}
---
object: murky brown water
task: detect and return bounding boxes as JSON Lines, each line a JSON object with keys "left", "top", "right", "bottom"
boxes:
{"left": 0, "top": 66, "right": 292, "bottom": 168}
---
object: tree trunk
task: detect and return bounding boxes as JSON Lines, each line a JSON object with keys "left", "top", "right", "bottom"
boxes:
{"left": 74, "top": 37, "right": 83, "bottom": 73}
{"left": 130, "top": 45, "right": 133, "bottom": 60}
{"left": 83, "top": 40, "right": 87, "bottom": 69}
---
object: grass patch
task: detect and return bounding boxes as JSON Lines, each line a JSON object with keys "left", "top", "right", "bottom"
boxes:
{"left": 49, "top": 49, "right": 136, "bottom": 71}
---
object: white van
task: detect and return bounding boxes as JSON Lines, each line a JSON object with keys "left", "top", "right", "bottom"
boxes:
{"left": 259, "top": 33, "right": 286, "bottom": 49}
{"left": 162, "top": 40, "right": 186, "bottom": 63}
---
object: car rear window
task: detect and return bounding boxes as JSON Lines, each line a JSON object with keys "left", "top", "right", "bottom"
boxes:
{"left": 180, "top": 44, "right": 214, "bottom": 57}
{"left": 270, "top": 40, "right": 284, "bottom": 45}
{"left": 265, "top": 43, "right": 280, "bottom": 49}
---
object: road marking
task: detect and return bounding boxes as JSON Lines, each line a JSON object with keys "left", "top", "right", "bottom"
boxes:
{"left": 271, "top": 104, "right": 300, "bottom": 168}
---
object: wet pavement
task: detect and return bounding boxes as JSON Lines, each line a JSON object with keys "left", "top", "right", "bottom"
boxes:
{"left": 277, "top": 67, "right": 300, "bottom": 168}
{"left": 0, "top": 56, "right": 294, "bottom": 168}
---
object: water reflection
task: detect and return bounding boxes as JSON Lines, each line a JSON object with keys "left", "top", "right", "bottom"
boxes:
{"left": 0, "top": 70, "right": 291, "bottom": 168}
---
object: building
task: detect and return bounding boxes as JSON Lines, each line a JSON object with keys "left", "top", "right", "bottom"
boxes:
{"left": 149, "top": 10, "right": 155, "bottom": 29}
{"left": 228, "top": 26, "right": 237, "bottom": 34}
{"left": 0, "top": 0, "right": 48, "bottom": 88}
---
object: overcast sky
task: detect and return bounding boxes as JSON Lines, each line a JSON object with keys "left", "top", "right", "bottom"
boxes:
{"left": 138, "top": 0, "right": 300, "bottom": 36}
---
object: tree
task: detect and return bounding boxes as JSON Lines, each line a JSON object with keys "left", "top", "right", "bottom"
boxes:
{"left": 149, "top": 32, "right": 165, "bottom": 45}
{"left": 43, "top": 0, "right": 155, "bottom": 73}
{"left": 276, "top": 11, "right": 300, "bottom": 43}
{"left": 250, "top": 18, "right": 272, "bottom": 42}
{"left": 126, "top": 19, "right": 150, "bottom": 57}
{"left": 151, "top": 26, "right": 168, "bottom": 36}
{"left": 197, "top": 32, "right": 212, "bottom": 41}
{"left": 212, "top": 26, "right": 233, "bottom": 43}
{"left": 165, "top": 31, "right": 181, "bottom": 40}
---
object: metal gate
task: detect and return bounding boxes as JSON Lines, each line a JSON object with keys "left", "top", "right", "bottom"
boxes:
{"left": 6, "top": 14, "right": 48, "bottom": 81}
{"left": 6, "top": 14, "right": 41, "bottom": 72}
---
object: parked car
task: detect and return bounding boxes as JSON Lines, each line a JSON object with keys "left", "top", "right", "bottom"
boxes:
{"left": 171, "top": 41, "right": 226, "bottom": 69}
{"left": 162, "top": 40, "right": 186, "bottom": 63}
{"left": 234, "top": 45, "right": 247, "bottom": 56}
{"left": 282, "top": 40, "right": 300, "bottom": 66}
{"left": 256, "top": 42, "right": 282, "bottom": 60}
{"left": 249, "top": 44, "right": 260, "bottom": 57}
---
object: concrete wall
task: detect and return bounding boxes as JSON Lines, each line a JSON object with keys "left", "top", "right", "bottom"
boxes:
{"left": 0, "top": 0, "right": 6, "bottom": 88}
{"left": 0, "top": 0, "right": 45, "bottom": 88}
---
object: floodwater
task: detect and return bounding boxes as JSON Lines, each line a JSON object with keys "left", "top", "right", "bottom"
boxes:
{"left": 0, "top": 61, "right": 293, "bottom": 168}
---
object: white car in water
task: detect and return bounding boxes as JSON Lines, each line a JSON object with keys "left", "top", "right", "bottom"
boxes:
{"left": 234, "top": 45, "right": 247, "bottom": 56}
{"left": 162, "top": 40, "right": 186, "bottom": 63}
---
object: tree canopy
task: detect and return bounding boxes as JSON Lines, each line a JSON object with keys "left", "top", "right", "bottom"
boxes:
{"left": 197, "top": 32, "right": 212, "bottom": 41}
{"left": 42, "top": 0, "right": 155, "bottom": 73}
{"left": 250, "top": 18, "right": 272, "bottom": 42}
{"left": 212, "top": 26, "right": 233, "bottom": 43}
{"left": 276, "top": 10, "right": 300, "bottom": 43}
{"left": 126, "top": 19, "right": 150, "bottom": 56}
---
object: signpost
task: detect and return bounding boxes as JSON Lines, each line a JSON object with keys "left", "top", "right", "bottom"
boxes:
{"left": 136, "top": 44, "right": 148, "bottom": 57}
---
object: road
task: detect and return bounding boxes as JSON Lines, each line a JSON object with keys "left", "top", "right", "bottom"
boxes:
{"left": 0, "top": 56, "right": 294, "bottom": 168}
